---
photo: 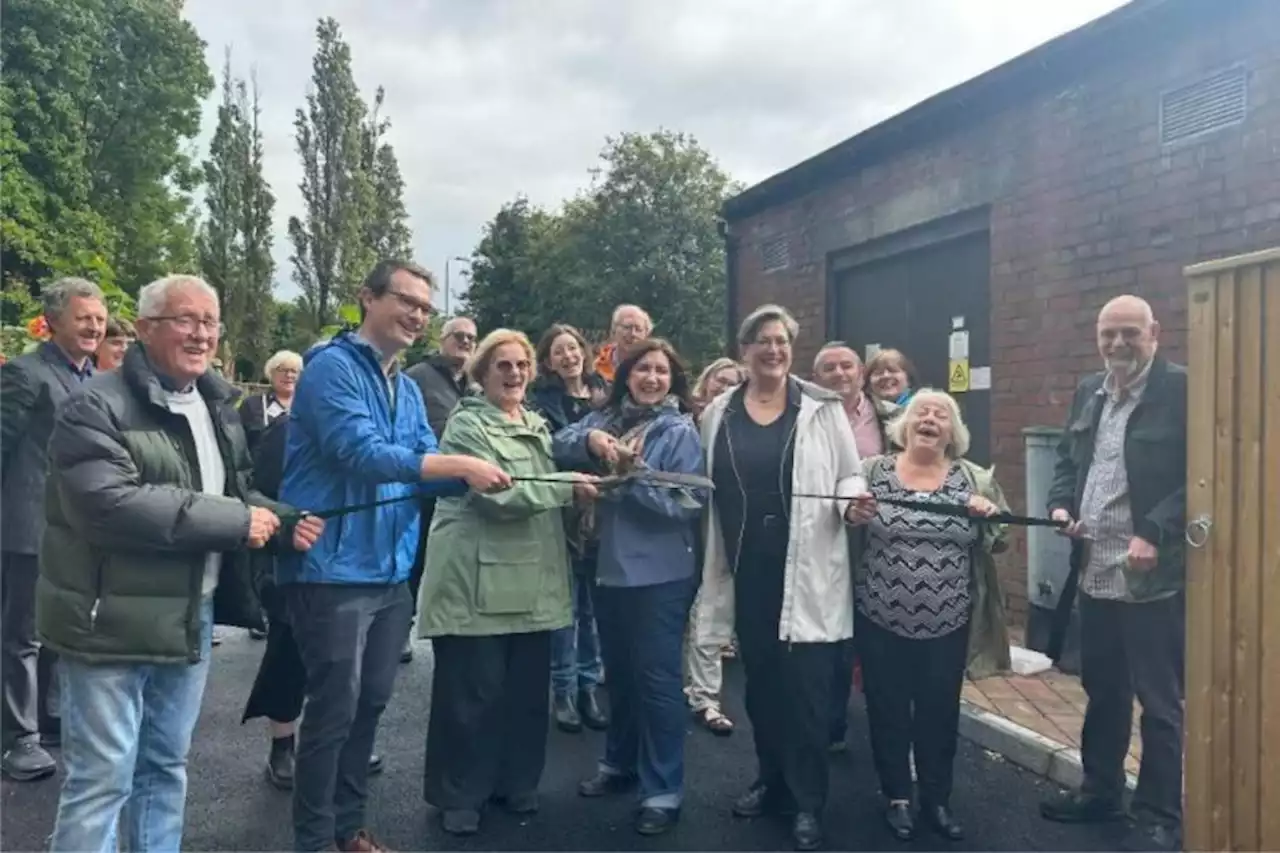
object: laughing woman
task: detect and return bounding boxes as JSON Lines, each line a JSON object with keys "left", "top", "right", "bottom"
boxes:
{"left": 419, "top": 329, "right": 598, "bottom": 838}
{"left": 844, "top": 389, "right": 1011, "bottom": 843}
{"left": 553, "top": 339, "right": 707, "bottom": 837}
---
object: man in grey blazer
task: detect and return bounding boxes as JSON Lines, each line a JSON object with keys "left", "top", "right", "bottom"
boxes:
{"left": 0, "top": 277, "right": 107, "bottom": 781}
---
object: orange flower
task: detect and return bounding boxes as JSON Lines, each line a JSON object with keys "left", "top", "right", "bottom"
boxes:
{"left": 26, "top": 316, "right": 50, "bottom": 340}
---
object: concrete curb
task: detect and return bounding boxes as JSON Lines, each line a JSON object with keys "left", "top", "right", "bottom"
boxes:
{"left": 958, "top": 701, "right": 1138, "bottom": 792}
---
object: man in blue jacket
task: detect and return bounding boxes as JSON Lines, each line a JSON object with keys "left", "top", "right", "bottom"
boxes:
{"left": 277, "top": 259, "right": 510, "bottom": 853}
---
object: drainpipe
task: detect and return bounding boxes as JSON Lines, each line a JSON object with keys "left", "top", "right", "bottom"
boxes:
{"left": 718, "top": 217, "right": 739, "bottom": 357}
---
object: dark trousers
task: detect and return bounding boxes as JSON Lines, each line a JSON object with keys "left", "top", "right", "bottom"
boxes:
{"left": 1079, "top": 593, "right": 1184, "bottom": 824}
{"left": 594, "top": 578, "right": 697, "bottom": 808}
{"left": 242, "top": 584, "right": 306, "bottom": 725}
{"left": 285, "top": 583, "right": 412, "bottom": 851}
{"left": 856, "top": 617, "right": 969, "bottom": 805}
{"left": 408, "top": 499, "right": 437, "bottom": 610}
{"left": 550, "top": 567, "right": 604, "bottom": 699}
{"left": 424, "top": 631, "right": 552, "bottom": 811}
{"left": 1, "top": 552, "right": 58, "bottom": 746}
{"left": 737, "top": 626, "right": 837, "bottom": 814}
{"left": 829, "top": 638, "right": 857, "bottom": 743}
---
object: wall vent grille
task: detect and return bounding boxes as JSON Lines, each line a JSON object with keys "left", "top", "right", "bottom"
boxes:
{"left": 761, "top": 237, "right": 790, "bottom": 272}
{"left": 1160, "top": 66, "right": 1247, "bottom": 145}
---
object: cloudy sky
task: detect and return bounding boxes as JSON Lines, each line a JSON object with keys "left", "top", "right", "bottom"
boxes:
{"left": 182, "top": 0, "right": 1128, "bottom": 300}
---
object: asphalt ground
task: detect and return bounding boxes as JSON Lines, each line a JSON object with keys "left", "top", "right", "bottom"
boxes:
{"left": 2, "top": 631, "right": 1128, "bottom": 851}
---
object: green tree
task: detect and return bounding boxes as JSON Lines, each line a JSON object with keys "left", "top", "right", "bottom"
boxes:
{"left": 361, "top": 88, "right": 413, "bottom": 261}
{"left": 288, "top": 18, "right": 374, "bottom": 331}
{"left": 197, "top": 52, "right": 276, "bottom": 378}
{"left": 0, "top": 0, "right": 213, "bottom": 295}
{"left": 464, "top": 131, "right": 737, "bottom": 363}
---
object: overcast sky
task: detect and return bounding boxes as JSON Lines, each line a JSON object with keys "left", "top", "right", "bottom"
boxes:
{"left": 182, "top": 0, "right": 1129, "bottom": 300}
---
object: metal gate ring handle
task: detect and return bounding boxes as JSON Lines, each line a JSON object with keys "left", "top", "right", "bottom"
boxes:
{"left": 1185, "top": 515, "right": 1212, "bottom": 549}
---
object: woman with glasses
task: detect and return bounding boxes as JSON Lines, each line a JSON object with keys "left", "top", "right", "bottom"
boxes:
{"left": 418, "top": 329, "right": 598, "bottom": 838}
{"left": 693, "top": 304, "right": 866, "bottom": 852}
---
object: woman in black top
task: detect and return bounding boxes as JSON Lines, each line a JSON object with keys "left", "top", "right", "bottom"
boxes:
{"left": 240, "top": 350, "right": 302, "bottom": 454}
{"left": 528, "top": 324, "right": 609, "bottom": 733}
{"left": 693, "top": 305, "right": 867, "bottom": 852}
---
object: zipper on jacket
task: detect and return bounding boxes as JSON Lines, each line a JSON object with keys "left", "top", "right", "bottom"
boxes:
{"left": 89, "top": 558, "right": 106, "bottom": 630}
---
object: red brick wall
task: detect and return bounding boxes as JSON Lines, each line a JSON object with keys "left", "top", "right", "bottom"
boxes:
{"left": 730, "top": 4, "right": 1280, "bottom": 616}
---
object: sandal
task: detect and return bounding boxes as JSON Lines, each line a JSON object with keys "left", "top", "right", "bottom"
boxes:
{"left": 696, "top": 707, "right": 735, "bottom": 736}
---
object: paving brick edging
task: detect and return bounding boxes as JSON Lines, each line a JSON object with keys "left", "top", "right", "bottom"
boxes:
{"left": 958, "top": 701, "right": 1138, "bottom": 792}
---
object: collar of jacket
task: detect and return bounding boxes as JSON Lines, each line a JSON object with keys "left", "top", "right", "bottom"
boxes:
{"left": 39, "top": 340, "right": 94, "bottom": 378}
{"left": 454, "top": 395, "right": 550, "bottom": 436}
{"left": 122, "top": 344, "right": 236, "bottom": 411}
{"left": 427, "top": 353, "right": 468, "bottom": 391}
{"left": 707, "top": 375, "right": 835, "bottom": 420}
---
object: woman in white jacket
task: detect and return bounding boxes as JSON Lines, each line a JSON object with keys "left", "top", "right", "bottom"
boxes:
{"left": 692, "top": 304, "right": 867, "bottom": 852}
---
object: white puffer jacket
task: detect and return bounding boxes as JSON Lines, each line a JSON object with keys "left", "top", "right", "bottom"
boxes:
{"left": 692, "top": 378, "right": 866, "bottom": 645}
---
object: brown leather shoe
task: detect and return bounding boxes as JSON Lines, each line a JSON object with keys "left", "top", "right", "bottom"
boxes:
{"left": 339, "top": 829, "right": 390, "bottom": 852}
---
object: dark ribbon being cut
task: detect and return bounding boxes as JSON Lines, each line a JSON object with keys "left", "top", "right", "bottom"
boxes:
{"left": 279, "top": 468, "right": 1065, "bottom": 529}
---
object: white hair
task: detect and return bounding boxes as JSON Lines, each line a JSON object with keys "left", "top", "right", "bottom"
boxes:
{"left": 41, "top": 277, "right": 104, "bottom": 320}
{"left": 738, "top": 303, "right": 799, "bottom": 347}
{"left": 885, "top": 388, "right": 972, "bottom": 459}
{"left": 263, "top": 350, "right": 303, "bottom": 379}
{"left": 611, "top": 304, "right": 651, "bottom": 329}
{"left": 137, "top": 275, "right": 219, "bottom": 318}
{"left": 441, "top": 316, "right": 476, "bottom": 337}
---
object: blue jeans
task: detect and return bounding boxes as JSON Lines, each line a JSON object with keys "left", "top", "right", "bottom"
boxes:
{"left": 50, "top": 600, "right": 213, "bottom": 853}
{"left": 593, "top": 577, "right": 697, "bottom": 809}
{"left": 550, "top": 569, "right": 603, "bottom": 699}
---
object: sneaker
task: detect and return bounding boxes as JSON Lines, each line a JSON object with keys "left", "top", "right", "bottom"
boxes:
{"left": 1, "top": 740, "right": 57, "bottom": 782}
{"left": 1040, "top": 790, "right": 1125, "bottom": 823}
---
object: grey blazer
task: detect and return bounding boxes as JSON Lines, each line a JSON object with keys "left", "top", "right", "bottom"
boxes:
{"left": 1, "top": 343, "right": 93, "bottom": 555}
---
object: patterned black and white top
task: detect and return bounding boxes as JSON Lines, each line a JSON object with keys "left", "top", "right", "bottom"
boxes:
{"left": 855, "top": 459, "right": 978, "bottom": 640}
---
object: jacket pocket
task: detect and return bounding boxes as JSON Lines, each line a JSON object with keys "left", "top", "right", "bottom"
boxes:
{"left": 475, "top": 537, "right": 540, "bottom": 615}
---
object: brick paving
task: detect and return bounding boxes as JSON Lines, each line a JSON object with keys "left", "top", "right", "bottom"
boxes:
{"left": 963, "top": 669, "right": 1142, "bottom": 776}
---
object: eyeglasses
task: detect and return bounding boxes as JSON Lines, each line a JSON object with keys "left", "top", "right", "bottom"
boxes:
{"left": 449, "top": 330, "right": 477, "bottom": 344}
{"left": 385, "top": 289, "right": 436, "bottom": 318}
{"left": 616, "top": 323, "right": 648, "bottom": 334}
{"left": 495, "top": 359, "right": 531, "bottom": 373}
{"left": 147, "top": 315, "right": 225, "bottom": 337}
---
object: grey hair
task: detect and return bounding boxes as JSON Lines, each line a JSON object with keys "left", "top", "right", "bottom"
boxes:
{"left": 441, "top": 315, "right": 476, "bottom": 337}
{"left": 737, "top": 303, "right": 799, "bottom": 347}
{"left": 611, "top": 304, "right": 652, "bottom": 329}
{"left": 41, "top": 277, "right": 104, "bottom": 320}
{"left": 137, "top": 275, "right": 219, "bottom": 318}
{"left": 885, "top": 388, "right": 971, "bottom": 459}
{"left": 263, "top": 350, "right": 303, "bottom": 379}
{"left": 812, "top": 340, "right": 861, "bottom": 373}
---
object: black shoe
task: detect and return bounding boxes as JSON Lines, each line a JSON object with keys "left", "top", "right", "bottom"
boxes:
{"left": 441, "top": 809, "right": 480, "bottom": 836}
{"left": 792, "top": 812, "right": 823, "bottom": 851}
{"left": 1040, "top": 790, "right": 1125, "bottom": 824}
{"left": 367, "top": 753, "right": 384, "bottom": 775}
{"left": 40, "top": 723, "right": 61, "bottom": 750}
{"left": 884, "top": 802, "right": 914, "bottom": 841}
{"left": 490, "top": 791, "right": 539, "bottom": 815}
{"left": 0, "top": 740, "right": 56, "bottom": 782}
{"left": 579, "top": 687, "right": 608, "bottom": 730}
{"left": 733, "top": 784, "right": 769, "bottom": 818}
{"left": 400, "top": 637, "right": 413, "bottom": 664}
{"left": 922, "top": 804, "right": 964, "bottom": 841}
{"left": 266, "top": 743, "right": 295, "bottom": 790}
{"left": 553, "top": 695, "right": 582, "bottom": 733}
{"left": 635, "top": 806, "right": 678, "bottom": 836}
{"left": 249, "top": 627, "right": 267, "bottom": 640}
{"left": 578, "top": 771, "right": 636, "bottom": 798}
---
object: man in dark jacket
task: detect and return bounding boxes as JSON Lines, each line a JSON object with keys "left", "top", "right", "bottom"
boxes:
{"left": 277, "top": 261, "right": 508, "bottom": 852}
{"left": 37, "top": 274, "right": 324, "bottom": 853}
{"left": 1039, "top": 295, "right": 1186, "bottom": 852}
{"left": 401, "top": 315, "right": 477, "bottom": 661}
{"left": 0, "top": 277, "right": 107, "bottom": 782}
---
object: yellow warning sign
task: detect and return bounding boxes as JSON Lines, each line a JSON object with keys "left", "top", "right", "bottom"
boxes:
{"left": 948, "top": 359, "right": 970, "bottom": 393}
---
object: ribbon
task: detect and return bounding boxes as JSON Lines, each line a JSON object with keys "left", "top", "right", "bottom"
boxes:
{"left": 279, "top": 470, "right": 1064, "bottom": 529}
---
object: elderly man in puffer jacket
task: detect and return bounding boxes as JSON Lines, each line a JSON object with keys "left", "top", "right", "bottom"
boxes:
{"left": 36, "top": 274, "right": 325, "bottom": 853}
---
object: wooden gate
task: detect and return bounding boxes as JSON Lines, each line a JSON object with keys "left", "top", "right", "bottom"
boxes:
{"left": 1183, "top": 248, "right": 1280, "bottom": 853}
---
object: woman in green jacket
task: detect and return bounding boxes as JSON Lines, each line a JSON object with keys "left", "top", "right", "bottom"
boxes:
{"left": 418, "top": 329, "right": 597, "bottom": 838}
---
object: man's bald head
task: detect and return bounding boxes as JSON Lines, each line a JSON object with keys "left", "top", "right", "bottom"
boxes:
{"left": 1097, "top": 294, "right": 1159, "bottom": 379}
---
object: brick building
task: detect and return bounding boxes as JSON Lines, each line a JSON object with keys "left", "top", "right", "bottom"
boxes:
{"left": 721, "top": 0, "right": 1280, "bottom": 615}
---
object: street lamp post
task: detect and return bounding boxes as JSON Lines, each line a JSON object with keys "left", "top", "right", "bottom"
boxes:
{"left": 443, "top": 256, "right": 470, "bottom": 316}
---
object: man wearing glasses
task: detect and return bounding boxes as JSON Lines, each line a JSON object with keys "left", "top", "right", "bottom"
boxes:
{"left": 277, "top": 260, "right": 509, "bottom": 852}
{"left": 593, "top": 304, "right": 652, "bottom": 384}
{"left": 403, "top": 315, "right": 478, "bottom": 662}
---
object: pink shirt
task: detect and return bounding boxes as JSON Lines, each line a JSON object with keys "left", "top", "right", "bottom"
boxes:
{"left": 848, "top": 394, "right": 884, "bottom": 458}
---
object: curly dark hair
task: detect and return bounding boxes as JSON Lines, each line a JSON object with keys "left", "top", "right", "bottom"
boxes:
{"left": 606, "top": 338, "right": 693, "bottom": 413}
